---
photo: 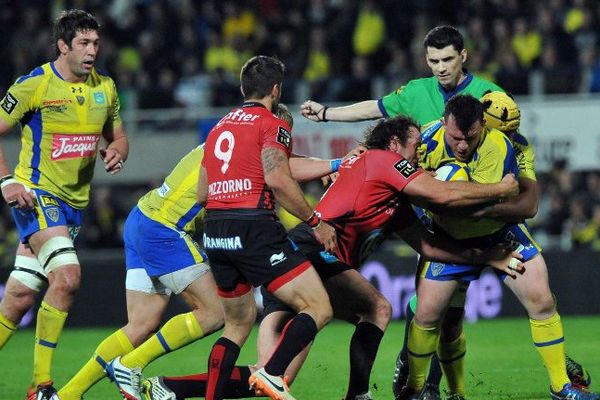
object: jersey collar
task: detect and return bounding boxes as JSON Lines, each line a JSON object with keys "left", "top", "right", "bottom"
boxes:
{"left": 242, "top": 101, "right": 266, "bottom": 109}
{"left": 438, "top": 70, "right": 473, "bottom": 103}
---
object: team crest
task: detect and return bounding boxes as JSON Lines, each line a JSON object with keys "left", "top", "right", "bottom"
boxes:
{"left": 76, "top": 96, "right": 85, "bottom": 105}
{"left": 276, "top": 126, "right": 291, "bottom": 148}
{"left": 393, "top": 159, "right": 417, "bottom": 178}
{"left": 430, "top": 262, "right": 445, "bottom": 277}
{"left": 45, "top": 207, "right": 60, "bottom": 223}
{"left": 93, "top": 92, "right": 105, "bottom": 104}
{"left": 0, "top": 92, "right": 18, "bottom": 114}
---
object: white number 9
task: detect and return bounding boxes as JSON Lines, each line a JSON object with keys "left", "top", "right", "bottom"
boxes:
{"left": 215, "top": 130, "right": 235, "bottom": 173}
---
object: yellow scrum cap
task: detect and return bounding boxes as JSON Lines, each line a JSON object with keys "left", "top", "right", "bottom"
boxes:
{"left": 481, "top": 91, "right": 520, "bottom": 132}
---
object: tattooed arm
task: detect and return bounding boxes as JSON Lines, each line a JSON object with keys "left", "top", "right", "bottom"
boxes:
{"left": 262, "top": 146, "right": 337, "bottom": 252}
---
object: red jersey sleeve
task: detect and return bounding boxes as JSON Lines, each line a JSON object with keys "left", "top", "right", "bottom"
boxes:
{"left": 368, "top": 150, "right": 423, "bottom": 192}
{"left": 261, "top": 117, "right": 293, "bottom": 156}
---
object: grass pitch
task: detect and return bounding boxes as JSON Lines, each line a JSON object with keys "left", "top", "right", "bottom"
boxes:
{"left": 1, "top": 317, "right": 599, "bottom": 399}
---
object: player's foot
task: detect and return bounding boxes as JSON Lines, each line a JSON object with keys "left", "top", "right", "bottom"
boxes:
{"left": 353, "top": 391, "right": 372, "bottom": 400}
{"left": 445, "top": 394, "right": 466, "bottom": 400}
{"left": 419, "top": 383, "right": 441, "bottom": 400}
{"left": 395, "top": 385, "right": 421, "bottom": 400}
{"left": 26, "top": 381, "right": 59, "bottom": 400}
{"left": 567, "top": 355, "right": 592, "bottom": 387}
{"left": 141, "top": 377, "right": 176, "bottom": 400}
{"left": 105, "top": 356, "right": 143, "bottom": 400}
{"left": 392, "top": 352, "right": 409, "bottom": 398}
{"left": 550, "top": 383, "right": 600, "bottom": 400}
{"left": 249, "top": 367, "right": 295, "bottom": 400}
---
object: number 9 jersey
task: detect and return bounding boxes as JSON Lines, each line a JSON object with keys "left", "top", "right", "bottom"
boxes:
{"left": 202, "top": 102, "right": 292, "bottom": 211}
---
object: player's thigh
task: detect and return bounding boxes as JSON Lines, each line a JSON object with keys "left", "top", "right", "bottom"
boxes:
{"left": 415, "top": 278, "right": 461, "bottom": 327}
{"left": 178, "top": 269, "right": 220, "bottom": 311}
{"left": 503, "top": 253, "right": 555, "bottom": 318}
{"left": 324, "top": 269, "right": 391, "bottom": 327}
{"left": 28, "top": 226, "right": 80, "bottom": 285}
{"left": 272, "top": 266, "right": 332, "bottom": 324}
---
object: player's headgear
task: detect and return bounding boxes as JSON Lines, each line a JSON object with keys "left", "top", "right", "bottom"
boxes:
{"left": 481, "top": 91, "right": 520, "bottom": 132}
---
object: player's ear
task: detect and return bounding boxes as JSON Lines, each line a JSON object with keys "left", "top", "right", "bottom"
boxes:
{"left": 271, "top": 83, "right": 281, "bottom": 99}
{"left": 57, "top": 38, "right": 69, "bottom": 55}
{"left": 460, "top": 48, "right": 467, "bottom": 64}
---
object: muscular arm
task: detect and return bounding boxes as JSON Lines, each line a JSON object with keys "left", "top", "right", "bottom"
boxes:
{"left": 403, "top": 171, "right": 518, "bottom": 211}
{"left": 263, "top": 147, "right": 314, "bottom": 221}
{"left": 0, "top": 119, "right": 15, "bottom": 176}
{"left": 471, "top": 177, "right": 538, "bottom": 221}
{"left": 289, "top": 154, "right": 336, "bottom": 182}
{"left": 301, "top": 100, "right": 383, "bottom": 122}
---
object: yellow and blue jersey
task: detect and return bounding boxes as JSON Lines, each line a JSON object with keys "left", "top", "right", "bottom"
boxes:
{"left": 419, "top": 121, "right": 519, "bottom": 239}
{"left": 0, "top": 62, "right": 122, "bottom": 208}
{"left": 512, "top": 131, "right": 536, "bottom": 181}
{"left": 137, "top": 145, "right": 205, "bottom": 235}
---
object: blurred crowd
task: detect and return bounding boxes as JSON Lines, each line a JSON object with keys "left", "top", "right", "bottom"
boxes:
{"left": 3, "top": 0, "right": 600, "bottom": 110}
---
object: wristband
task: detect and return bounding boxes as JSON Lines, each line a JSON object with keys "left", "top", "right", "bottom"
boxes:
{"left": 330, "top": 158, "right": 342, "bottom": 173}
{"left": 305, "top": 211, "right": 321, "bottom": 229}
{"left": 0, "top": 175, "right": 18, "bottom": 190}
{"left": 322, "top": 106, "right": 329, "bottom": 122}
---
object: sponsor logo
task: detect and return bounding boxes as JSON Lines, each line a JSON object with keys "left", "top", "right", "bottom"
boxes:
{"left": 276, "top": 126, "right": 291, "bottom": 148}
{"left": 157, "top": 182, "right": 170, "bottom": 197}
{"left": 71, "top": 87, "right": 83, "bottom": 94}
{"left": 430, "top": 262, "right": 445, "bottom": 277}
{"left": 203, "top": 233, "right": 243, "bottom": 250}
{"left": 269, "top": 251, "right": 287, "bottom": 266}
{"left": 216, "top": 108, "right": 260, "bottom": 127}
{"left": 393, "top": 159, "right": 417, "bottom": 178}
{"left": 51, "top": 134, "right": 99, "bottom": 160}
{"left": 93, "top": 92, "right": 105, "bottom": 104}
{"left": 1, "top": 92, "right": 18, "bottom": 114}
{"left": 39, "top": 195, "right": 59, "bottom": 207}
{"left": 208, "top": 179, "right": 252, "bottom": 197}
{"left": 258, "top": 371, "right": 285, "bottom": 392}
{"left": 44, "top": 207, "right": 60, "bottom": 223}
{"left": 319, "top": 251, "right": 339, "bottom": 264}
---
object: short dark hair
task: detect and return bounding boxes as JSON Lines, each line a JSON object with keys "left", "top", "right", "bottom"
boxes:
{"left": 240, "top": 56, "right": 285, "bottom": 100}
{"left": 363, "top": 116, "right": 419, "bottom": 150}
{"left": 443, "top": 95, "right": 484, "bottom": 134}
{"left": 423, "top": 25, "right": 464, "bottom": 52}
{"left": 273, "top": 103, "right": 293, "bottom": 128}
{"left": 53, "top": 9, "right": 99, "bottom": 55}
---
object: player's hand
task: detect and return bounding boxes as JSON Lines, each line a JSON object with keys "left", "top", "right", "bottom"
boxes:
{"left": 100, "top": 148, "right": 124, "bottom": 175}
{"left": 500, "top": 173, "right": 519, "bottom": 198}
{"left": 321, "top": 172, "right": 339, "bottom": 187}
{"left": 301, "top": 100, "right": 327, "bottom": 122}
{"left": 484, "top": 243, "right": 525, "bottom": 279}
{"left": 1, "top": 180, "right": 36, "bottom": 209}
{"left": 312, "top": 220, "right": 338, "bottom": 254}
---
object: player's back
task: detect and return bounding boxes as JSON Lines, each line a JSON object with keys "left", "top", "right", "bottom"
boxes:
{"left": 202, "top": 103, "right": 292, "bottom": 211}
{"left": 137, "top": 145, "right": 205, "bottom": 234}
{"left": 317, "top": 149, "right": 421, "bottom": 266}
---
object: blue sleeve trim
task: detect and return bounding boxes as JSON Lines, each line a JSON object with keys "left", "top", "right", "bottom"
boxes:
{"left": 377, "top": 98, "right": 389, "bottom": 118}
{"left": 16, "top": 66, "right": 44, "bottom": 84}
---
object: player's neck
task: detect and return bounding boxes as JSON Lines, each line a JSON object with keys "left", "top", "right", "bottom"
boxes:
{"left": 53, "top": 57, "right": 87, "bottom": 83}
{"left": 244, "top": 97, "right": 272, "bottom": 111}
{"left": 442, "top": 71, "right": 467, "bottom": 91}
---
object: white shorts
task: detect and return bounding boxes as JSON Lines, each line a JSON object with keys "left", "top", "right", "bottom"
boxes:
{"left": 125, "top": 262, "right": 210, "bottom": 295}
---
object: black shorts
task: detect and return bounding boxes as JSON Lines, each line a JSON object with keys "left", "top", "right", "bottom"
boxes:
{"left": 204, "top": 211, "right": 309, "bottom": 297}
{"left": 261, "top": 223, "right": 352, "bottom": 316}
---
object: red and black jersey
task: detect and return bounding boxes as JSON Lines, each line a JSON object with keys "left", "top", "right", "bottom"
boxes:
{"left": 202, "top": 102, "right": 292, "bottom": 211}
{"left": 316, "top": 149, "right": 423, "bottom": 267}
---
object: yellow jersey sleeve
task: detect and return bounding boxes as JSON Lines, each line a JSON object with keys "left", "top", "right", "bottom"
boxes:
{"left": 512, "top": 132, "right": 536, "bottom": 181}
{"left": 0, "top": 67, "right": 45, "bottom": 126}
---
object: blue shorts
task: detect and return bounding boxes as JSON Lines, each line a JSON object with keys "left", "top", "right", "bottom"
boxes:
{"left": 124, "top": 206, "right": 207, "bottom": 277}
{"left": 11, "top": 188, "right": 82, "bottom": 243}
{"left": 420, "top": 223, "right": 541, "bottom": 282}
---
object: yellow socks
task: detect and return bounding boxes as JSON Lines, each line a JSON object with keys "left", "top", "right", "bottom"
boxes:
{"left": 407, "top": 320, "right": 440, "bottom": 391}
{"left": 531, "top": 312, "right": 570, "bottom": 392}
{"left": 57, "top": 329, "right": 134, "bottom": 400}
{"left": 33, "top": 301, "right": 68, "bottom": 387}
{"left": 0, "top": 312, "right": 17, "bottom": 350}
{"left": 121, "top": 312, "right": 203, "bottom": 369}
{"left": 438, "top": 332, "right": 466, "bottom": 396}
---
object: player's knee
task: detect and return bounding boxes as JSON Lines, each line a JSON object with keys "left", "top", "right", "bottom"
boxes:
{"left": 123, "top": 322, "right": 157, "bottom": 346}
{"left": 314, "top": 301, "right": 333, "bottom": 328}
{"left": 527, "top": 290, "right": 556, "bottom": 317}
{"left": 0, "top": 284, "right": 37, "bottom": 321}
{"left": 415, "top": 308, "right": 443, "bottom": 328}
{"left": 49, "top": 266, "right": 81, "bottom": 295}
{"left": 365, "top": 295, "right": 392, "bottom": 327}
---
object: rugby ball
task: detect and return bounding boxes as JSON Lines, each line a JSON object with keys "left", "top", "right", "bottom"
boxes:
{"left": 435, "top": 163, "right": 470, "bottom": 182}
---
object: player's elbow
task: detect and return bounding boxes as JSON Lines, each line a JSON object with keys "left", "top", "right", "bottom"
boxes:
{"left": 522, "top": 201, "right": 538, "bottom": 219}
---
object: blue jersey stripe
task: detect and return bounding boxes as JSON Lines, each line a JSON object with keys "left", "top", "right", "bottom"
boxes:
{"left": 50, "top": 62, "right": 64, "bottom": 80}
{"left": 176, "top": 203, "right": 203, "bottom": 231}
{"left": 28, "top": 111, "right": 43, "bottom": 184}
{"left": 16, "top": 66, "right": 44, "bottom": 84}
{"left": 503, "top": 137, "right": 519, "bottom": 177}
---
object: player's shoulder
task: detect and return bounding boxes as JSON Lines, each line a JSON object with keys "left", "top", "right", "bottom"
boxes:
{"left": 481, "top": 127, "right": 514, "bottom": 155}
{"left": 469, "top": 75, "right": 504, "bottom": 94}
{"left": 404, "top": 76, "right": 438, "bottom": 91}
{"left": 421, "top": 119, "right": 443, "bottom": 143}
{"left": 12, "top": 64, "right": 49, "bottom": 87}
